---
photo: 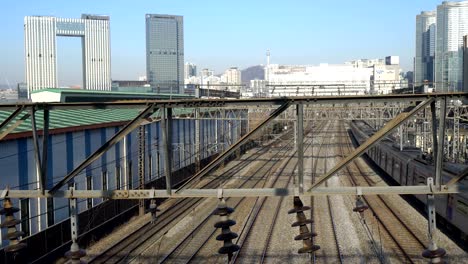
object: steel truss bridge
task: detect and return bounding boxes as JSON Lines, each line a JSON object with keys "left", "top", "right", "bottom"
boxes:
{"left": 1, "top": 92, "right": 468, "bottom": 262}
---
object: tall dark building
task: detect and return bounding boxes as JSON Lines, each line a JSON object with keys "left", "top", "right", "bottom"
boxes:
{"left": 146, "top": 14, "right": 184, "bottom": 94}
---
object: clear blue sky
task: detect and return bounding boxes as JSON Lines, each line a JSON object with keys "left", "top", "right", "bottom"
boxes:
{"left": 1, "top": 0, "right": 445, "bottom": 87}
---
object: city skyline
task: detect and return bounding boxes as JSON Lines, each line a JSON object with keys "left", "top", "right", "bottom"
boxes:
{"left": 0, "top": 0, "right": 452, "bottom": 86}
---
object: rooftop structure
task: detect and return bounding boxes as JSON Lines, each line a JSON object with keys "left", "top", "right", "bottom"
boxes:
{"left": 30, "top": 88, "right": 192, "bottom": 103}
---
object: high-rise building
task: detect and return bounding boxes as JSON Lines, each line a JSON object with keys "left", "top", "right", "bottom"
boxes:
{"left": 146, "top": 14, "right": 184, "bottom": 94}
{"left": 435, "top": 1, "right": 468, "bottom": 92}
{"left": 415, "top": 11, "right": 436, "bottom": 87}
{"left": 184, "top": 62, "right": 197, "bottom": 79}
{"left": 24, "top": 14, "right": 111, "bottom": 97}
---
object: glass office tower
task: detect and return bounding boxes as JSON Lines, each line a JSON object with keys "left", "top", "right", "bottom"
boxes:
{"left": 146, "top": 14, "right": 184, "bottom": 94}
{"left": 415, "top": 11, "right": 436, "bottom": 87}
{"left": 435, "top": 1, "right": 468, "bottom": 92}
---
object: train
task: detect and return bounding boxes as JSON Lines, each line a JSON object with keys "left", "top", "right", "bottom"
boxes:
{"left": 349, "top": 120, "right": 468, "bottom": 243}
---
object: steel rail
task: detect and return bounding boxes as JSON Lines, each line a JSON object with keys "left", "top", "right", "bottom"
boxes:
{"left": 341, "top": 122, "right": 425, "bottom": 263}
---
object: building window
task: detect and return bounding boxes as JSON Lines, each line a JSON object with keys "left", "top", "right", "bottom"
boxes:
{"left": 86, "top": 176, "right": 93, "bottom": 209}
{"left": 102, "top": 171, "right": 108, "bottom": 191}
{"left": 128, "top": 160, "right": 133, "bottom": 189}
{"left": 148, "top": 155, "right": 153, "bottom": 181}
{"left": 46, "top": 197, "right": 54, "bottom": 227}
{"left": 20, "top": 198, "right": 30, "bottom": 237}
{"left": 116, "top": 166, "right": 121, "bottom": 190}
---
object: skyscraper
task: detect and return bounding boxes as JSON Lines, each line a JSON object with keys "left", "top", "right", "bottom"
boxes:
{"left": 184, "top": 62, "right": 197, "bottom": 79}
{"left": 146, "top": 14, "right": 184, "bottom": 94}
{"left": 435, "top": 1, "right": 468, "bottom": 92}
{"left": 24, "top": 14, "right": 111, "bottom": 97}
{"left": 415, "top": 11, "right": 436, "bottom": 87}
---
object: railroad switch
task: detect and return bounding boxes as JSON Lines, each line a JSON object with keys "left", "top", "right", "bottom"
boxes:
{"left": 352, "top": 195, "right": 368, "bottom": 217}
{"left": 148, "top": 199, "right": 160, "bottom": 224}
{"left": 0, "top": 198, "right": 27, "bottom": 262}
{"left": 213, "top": 198, "right": 239, "bottom": 261}
{"left": 288, "top": 196, "right": 320, "bottom": 254}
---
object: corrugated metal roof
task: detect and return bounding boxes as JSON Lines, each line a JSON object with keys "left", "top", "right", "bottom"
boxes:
{"left": 0, "top": 107, "right": 195, "bottom": 136}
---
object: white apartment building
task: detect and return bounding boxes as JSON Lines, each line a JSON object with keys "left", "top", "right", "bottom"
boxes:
{"left": 434, "top": 1, "right": 468, "bottom": 92}
{"left": 221, "top": 67, "right": 242, "bottom": 85}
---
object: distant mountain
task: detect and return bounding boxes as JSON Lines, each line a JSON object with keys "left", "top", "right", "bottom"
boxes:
{"left": 241, "top": 65, "right": 264, "bottom": 85}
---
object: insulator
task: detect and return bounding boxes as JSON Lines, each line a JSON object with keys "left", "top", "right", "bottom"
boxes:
{"left": 353, "top": 196, "right": 369, "bottom": 213}
{"left": 422, "top": 247, "right": 446, "bottom": 263}
{"left": 213, "top": 199, "right": 239, "bottom": 260}
{"left": 214, "top": 219, "right": 236, "bottom": 228}
{"left": 291, "top": 219, "right": 314, "bottom": 227}
{"left": 148, "top": 199, "right": 160, "bottom": 224}
{"left": 0, "top": 198, "right": 27, "bottom": 256}
{"left": 289, "top": 196, "right": 320, "bottom": 254}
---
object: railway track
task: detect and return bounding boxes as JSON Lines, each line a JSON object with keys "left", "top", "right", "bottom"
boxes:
{"left": 338, "top": 122, "right": 426, "bottom": 263}
{"left": 230, "top": 121, "right": 326, "bottom": 264}
{"left": 134, "top": 125, "right": 313, "bottom": 263}
{"left": 311, "top": 121, "right": 344, "bottom": 264}
{"left": 158, "top": 124, "right": 320, "bottom": 264}
{"left": 88, "top": 129, "right": 294, "bottom": 264}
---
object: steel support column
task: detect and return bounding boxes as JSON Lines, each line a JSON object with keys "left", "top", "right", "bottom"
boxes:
{"left": 65, "top": 186, "right": 85, "bottom": 263}
{"left": 49, "top": 104, "right": 156, "bottom": 194}
{"left": 297, "top": 104, "right": 304, "bottom": 193}
{"left": 41, "top": 108, "right": 49, "bottom": 192}
{"left": 138, "top": 125, "right": 146, "bottom": 215}
{"left": 195, "top": 108, "right": 201, "bottom": 172}
{"left": 435, "top": 98, "right": 446, "bottom": 188}
{"left": 30, "top": 107, "right": 45, "bottom": 192}
{"left": 161, "top": 107, "right": 172, "bottom": 195}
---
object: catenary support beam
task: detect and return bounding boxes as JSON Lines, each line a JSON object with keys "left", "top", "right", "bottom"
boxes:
{"left": 0, "top": 113, "right": 31, "bottom": 141}
{"left": 0, "top": 106, "right": 24, "bottom": 132}
{"left": 176, "top": 101, "right": 291, "bottom": 192}
{"left": 308, "top": 98, "right": 435, "bottom": 190}
{"left": 49, "top": 104, "right": 156, "bottom": 194}
{"left": 0, "top": 93, "right": 465, "bottom": 111}
{"left": 2, "top": 185, "right": 465, "bottom": 199}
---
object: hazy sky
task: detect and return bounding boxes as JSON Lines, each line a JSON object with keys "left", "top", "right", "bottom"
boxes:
{"left": 1, "top": 0, "right": 445, "bottom": 87}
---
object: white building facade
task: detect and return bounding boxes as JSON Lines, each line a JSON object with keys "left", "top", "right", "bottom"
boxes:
{"left": 221, "top": 67, "right": 242, "bottom": 85}
{"left": 415, "top": 11, "right": 436, "bottom": 86}
{"left": 435, "top": 1, "right": 468, "bottom": 92}
{"left": 24, "top": 15, "right": 112, "bottom": 97}
{"left": 266, "top": 63, "right": 373, "bottom": 96}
